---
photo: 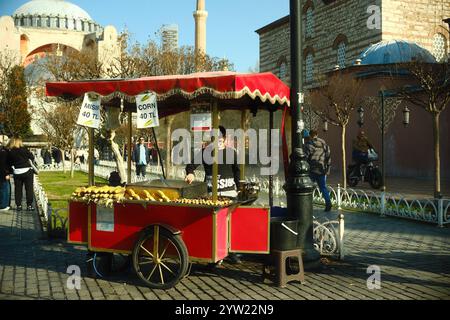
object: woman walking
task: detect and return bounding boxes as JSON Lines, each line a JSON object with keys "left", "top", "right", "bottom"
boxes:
{"left": 7, "top": 137, "right": 35, "bottom": 211}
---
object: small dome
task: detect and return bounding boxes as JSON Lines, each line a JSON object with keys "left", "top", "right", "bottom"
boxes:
{"left": 14, "top": 0, "right": 92, "bottom": 21}
{"left": 359, "top": 40, "right": 436, "bottom": 65}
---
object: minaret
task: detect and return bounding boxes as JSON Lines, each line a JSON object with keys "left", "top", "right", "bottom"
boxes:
{"left": 193, "top": 0, "right": 208, "bottom": 54}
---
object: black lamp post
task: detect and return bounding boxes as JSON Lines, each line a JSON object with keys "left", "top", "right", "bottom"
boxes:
{"left": 379, "top": 90, "right": 386, "bottom": 192}
{"left": 357, "top": 106, "right": 364, "bottom": 128}
{"left": 284, "top": 0, "right": 320, "bottom": 264}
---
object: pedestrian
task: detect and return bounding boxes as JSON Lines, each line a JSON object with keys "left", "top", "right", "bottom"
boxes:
{"left": 0, "top": 141, "right": 11, "bottom": 211}
{"left": 52, "top": 147, "right": 62, "bottom": 168}
{"left": 94, "top": 148, "right": 100, "bottom": 165}
{"left": 42, "top": 147, "right": 52, "bottom": 167}
{"left": 352, "top": 130, "right": 374, "bottom": 175}
{"left": 132, "top": 137, "right": 150, "bottom": 178}
{"left": 304, "top": 129, "right": 332, "bottom": 212}
{"left": 7, "top": 137, "right": 35, "bottom": 211}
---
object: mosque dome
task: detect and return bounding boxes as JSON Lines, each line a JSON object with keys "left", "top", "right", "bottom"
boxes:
{"left": 12, "top": 0, "right": 101, "bottom": 33}
{"left": 358, "top": 40, "right": 436, "bottom": 65}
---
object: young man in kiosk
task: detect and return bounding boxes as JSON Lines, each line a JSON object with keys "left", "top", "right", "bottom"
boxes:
{"left": 185, "top": 126, "right": 242, "bottom": 264}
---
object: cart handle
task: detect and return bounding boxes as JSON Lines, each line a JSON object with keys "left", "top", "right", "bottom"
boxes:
{"left": 281, "top": 223, "right": 298, "bottom": 236}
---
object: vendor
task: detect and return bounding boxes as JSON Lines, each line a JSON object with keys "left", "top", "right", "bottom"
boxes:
{"left": 185, "top": 126, "right": 240, "bottom": 199}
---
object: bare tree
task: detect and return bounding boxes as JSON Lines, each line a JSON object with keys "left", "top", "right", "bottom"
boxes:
{"left": 308, "top": 72, "right": 363, "bottom": 189}
{"left": 392, "top": 61, "right": 450, "bottom": 197}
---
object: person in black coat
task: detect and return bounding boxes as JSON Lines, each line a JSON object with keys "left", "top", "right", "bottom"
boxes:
{"left": 7, "top": 137, "right": 35, "bottom": 211}
{"left": 0, "top": 142, "right": 11, "bottom": 210}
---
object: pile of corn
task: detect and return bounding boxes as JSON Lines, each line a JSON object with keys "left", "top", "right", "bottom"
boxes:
{"left": 172, "top": 197, "right": 233, "bottom": 207}
{"left": 125, "top": 188, "right": 172, "bottom": 202}
{"left": 71, "top": 186, "right": 126, "bottom": 207}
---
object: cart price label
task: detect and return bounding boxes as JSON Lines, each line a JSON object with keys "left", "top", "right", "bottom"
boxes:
{"left": 96, "top": 206, "right": 114, "bottom": 232}
{"left": 191, "top": 113, "right": 212, "bottom": 131}
{"left": 77, "top": 93, "right": 101, "bottom": 129}
{"left": 136, "top": 93, "right": 160, "bottom": 128}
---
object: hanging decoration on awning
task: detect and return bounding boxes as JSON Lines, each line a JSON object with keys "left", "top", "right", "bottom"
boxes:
{"left": 76, "top": 93, "right": 101, "bottom": 129}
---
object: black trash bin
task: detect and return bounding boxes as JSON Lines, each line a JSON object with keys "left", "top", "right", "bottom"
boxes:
{"left": 270, "top": 217, "right": 299, "bottom": 251}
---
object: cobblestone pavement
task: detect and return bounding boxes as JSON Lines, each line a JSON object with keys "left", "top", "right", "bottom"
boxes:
{"left": 0, "top": 206, "right": 449, "bottom": 301}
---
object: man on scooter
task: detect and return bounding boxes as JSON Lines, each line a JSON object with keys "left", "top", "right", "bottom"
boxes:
{"left": 352, "top": 130, "right": 373, "bottom": 176}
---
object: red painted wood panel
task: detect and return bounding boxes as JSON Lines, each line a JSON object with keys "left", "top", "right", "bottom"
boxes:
{"left": 68, "top": 201, "right": 89, "bottom": 244}
{"left": 229, "top": 207, "right": 270, "bottom": 253}
{"left": 215, "top": 207, "right": 229, "bottom": 262}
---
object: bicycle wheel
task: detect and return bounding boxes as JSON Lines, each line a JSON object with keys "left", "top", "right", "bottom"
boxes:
{"left": 369, "top": 168, "right": 382, "bottom": 189}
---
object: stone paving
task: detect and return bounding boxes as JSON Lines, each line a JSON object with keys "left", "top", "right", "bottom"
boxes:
{"left": 0, "top": 203, "right": 449, "bottom": 301}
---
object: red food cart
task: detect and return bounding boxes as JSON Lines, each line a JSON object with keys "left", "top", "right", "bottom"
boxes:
{"left": 46, "top": 71, "right": 291, "bottom": 289}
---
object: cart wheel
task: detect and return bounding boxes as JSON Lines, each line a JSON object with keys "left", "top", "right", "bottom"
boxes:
{"left": 132, "top": 225, "right": 188, "bottom": 290}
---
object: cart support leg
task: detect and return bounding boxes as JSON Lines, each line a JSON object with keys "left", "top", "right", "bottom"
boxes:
{"left": 212, "top": 100, "right": 219, "bottom": 202}
{"left": 127, "top": 111, "right": 132, "bottom": 184}
{"left": 88, "top": 128, "right": 94, "bottom": 186}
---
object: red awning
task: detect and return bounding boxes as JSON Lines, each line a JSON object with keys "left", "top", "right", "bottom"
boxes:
{"left": 45, "top": 71, "right": 290, "bottom": 116}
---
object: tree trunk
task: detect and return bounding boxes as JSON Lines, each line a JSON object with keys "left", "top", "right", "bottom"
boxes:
{"left": 432, "top": 112, "right": 441, "bottom": 198}
{"left": 60, "top": 148, "right": 66, "bottom": 173}
{"left": 108, "top": 130, "right": 127, "bottom": 184}
{"left": 341, "top": 125, "right": 347, "bottom": 189}
{"left": 70, "top": 148, "right": 75, "bottom": 178}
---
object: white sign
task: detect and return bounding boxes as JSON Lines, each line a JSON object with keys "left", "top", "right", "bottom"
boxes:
{"left": 191, "top": 113, "right": 212, "bottom": 132}
{"left": 77, "top": 93, "right": 101, "bottom": 129}
{"left": 96, "top": 206, "right": 114, "bottom": 232}
{"left": 136, "top": 92, "right": 160, "bottom": 128}
{"left": 298, "top": 92, "right": 304, "bottom": 104}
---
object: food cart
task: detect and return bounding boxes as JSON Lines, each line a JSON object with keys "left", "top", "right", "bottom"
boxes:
{"left": 45, "top": 71, "right": 291, "bottom": 289}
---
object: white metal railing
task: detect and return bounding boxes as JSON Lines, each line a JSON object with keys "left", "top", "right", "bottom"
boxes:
{"left": 33, "top": 176, "right": 48, "bottom": 223}
{"left": 312, "top": 184, "right": 450, "bottom": 227}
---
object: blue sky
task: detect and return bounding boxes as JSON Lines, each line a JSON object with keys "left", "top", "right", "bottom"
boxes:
{"left": 0, "top": 0, "right": 290, "bottom": 72}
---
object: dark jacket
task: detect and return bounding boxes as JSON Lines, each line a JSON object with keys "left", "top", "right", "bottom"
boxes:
{"left": 186, "top": 147, "right": 240, "bottom": 193}
{"left": 0, "top": 147, "right": 10, "bottom": 182}
{"left": 52, "top": 148, "right": 62, "bottom": 163}
{"left": 7, "top": 147, "right": 35, "bottom": 171}
{"left": 132, "top": 143, "right": 150, "bottom": 165}
{"left": 305, "top": 137, "right": 331, "bottom": 175}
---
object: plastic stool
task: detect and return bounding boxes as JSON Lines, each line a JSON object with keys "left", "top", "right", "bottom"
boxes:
{"left": 262, "top": 249, "right": 305, "bottom": 287}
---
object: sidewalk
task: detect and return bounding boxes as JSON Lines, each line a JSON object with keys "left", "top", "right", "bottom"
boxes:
{"left": 1, "top": 195, "right": 449, "bottom": 300}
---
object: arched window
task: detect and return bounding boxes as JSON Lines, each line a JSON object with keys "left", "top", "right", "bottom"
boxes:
{"left": 305, "top": 7, "right": 314, "bottom": 38}
{"left": 37, "top": 16, "right": 41, "bottom": 27}
{"left": 46, "top": 17, "right": 50, "bottom": 28}
{"left": 432, "top": 33, "right": 447, "bottom": 62}
{"left": 337, "top": 42, "right": 346, "bottom": 67}
{"left": 306, "top": 54, "right": 314, "bottom": 82}
{"left": 73, "top": 19, "right": 77, "bottom": 30}
{"left": 56, "top": 18, "right": 60, "bottom": 28}
{"left": 65, "top": 18, "right": 68, "bottom": 29}
{"left": 20, "top": 17, "right": 25, "bottom": 26}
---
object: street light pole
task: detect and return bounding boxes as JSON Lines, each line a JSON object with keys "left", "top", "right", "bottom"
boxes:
{"left": 285, "top": 0, "right": 319, "bottom": 263}
{"left": 379, "top": 91, "right": 386, "bottom": 192}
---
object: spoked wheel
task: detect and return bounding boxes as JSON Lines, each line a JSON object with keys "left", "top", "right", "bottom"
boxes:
{"left": 369, "top": 168, "right": 382, "bottom": 189}
{"left": 132, "top": 225, "right": 188, "bottom": 290}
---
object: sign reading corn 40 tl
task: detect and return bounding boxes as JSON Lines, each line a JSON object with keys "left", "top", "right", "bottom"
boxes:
{"left": 136, "top": 92, "right": 160, "bottom": 129}
{"left": 77, "top": 93, "right": 101, "bottom": 129}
